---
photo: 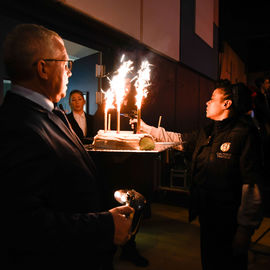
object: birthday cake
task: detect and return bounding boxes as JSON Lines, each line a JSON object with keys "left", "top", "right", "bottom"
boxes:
{"left": 93, "top": 130, "right": 155, "bottom": 150}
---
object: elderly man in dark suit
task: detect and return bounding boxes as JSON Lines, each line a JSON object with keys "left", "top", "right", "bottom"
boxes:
{"left": 1, "top": 23, "right": 133, "bottom": 268}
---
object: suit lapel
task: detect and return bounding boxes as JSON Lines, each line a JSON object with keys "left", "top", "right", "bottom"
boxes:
{"left": 69, "top": 113, "right": 84, "bottom": 138}
{"left": 48, "top": 111, "right": 78, "bottom": 144}
{"left": 47, "top": 111, "right": 96, "bottom": 176}
{"left": 6, "top": 92, "right": 95, "bottom": 172}
{"left": 47, "top": 111, "right": 92, "bottom": 164}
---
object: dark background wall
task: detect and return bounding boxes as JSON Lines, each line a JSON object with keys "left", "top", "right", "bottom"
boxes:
{"left": 180, "top": 0, "right": 219, "bottom": 81}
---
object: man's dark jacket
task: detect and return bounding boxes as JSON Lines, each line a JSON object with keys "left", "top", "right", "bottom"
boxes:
{"left": 1, "top": 92, "right": 114, "bottom": 266}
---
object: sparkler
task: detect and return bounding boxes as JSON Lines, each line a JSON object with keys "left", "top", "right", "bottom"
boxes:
{"left": 134, "top": 60, "right": 151, "bottom": 133}
{"left": 102, "top": 55, "right": 151, "bottom": 134}
{"left": 102, "top": 88, "right": 114, "bottom": 132}
{"left": 109, "top": 55, "right": 133, "bottom": 133}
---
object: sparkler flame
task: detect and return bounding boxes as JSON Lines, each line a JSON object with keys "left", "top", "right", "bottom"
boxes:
{"left": 102, "top": 88, "right": 115, "bottom": 114}
{"left": 134, "top": 60, "right": 151, "bottom": 109}
{"left": 108, "top": 55, "right": 134, "bottom": 133}
{"left": 109, "top": 56, "right": 134, "bottom": 111}
{"left": 102, "top": 55, "right": 151, "bottom": 133}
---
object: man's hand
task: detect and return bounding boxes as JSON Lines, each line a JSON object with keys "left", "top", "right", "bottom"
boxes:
{"left": 109, "top": 205, "right": 134, "bottom": 245}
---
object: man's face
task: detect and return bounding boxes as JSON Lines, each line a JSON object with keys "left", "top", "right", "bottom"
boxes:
{"left": 206, "top": 88, "right": 228, "bottom": 120}
{"left": 45, "top": 36, "right": 72, "bottom": 103}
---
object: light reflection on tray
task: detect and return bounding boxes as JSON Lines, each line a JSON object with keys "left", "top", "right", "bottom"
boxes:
{"left": 85, "top": 142, "right": 180, "bottom": 153}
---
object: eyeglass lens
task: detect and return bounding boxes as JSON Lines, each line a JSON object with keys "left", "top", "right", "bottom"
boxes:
{"left": 66, "top": 60, "right": 73, "bottom": 71}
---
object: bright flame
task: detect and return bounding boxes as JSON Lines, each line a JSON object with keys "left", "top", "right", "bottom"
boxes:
{"left": 134, "top": 60, "right": 151, "bottom": 109}
{"left": 114, "top": 190, "right": 127, "bottom": 204}
{"left": 102, "top": 88, "right": 115, "bottom": 114}
{"left": 109, "top": 55, "right": 134, "bottom": 111}
{"left": 114, "top": 190, "right": 121, "bottom": 200}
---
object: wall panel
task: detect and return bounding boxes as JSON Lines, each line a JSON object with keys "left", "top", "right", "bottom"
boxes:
{"left": 142, "top": 0, "right": 180, "bottom": 61}
{"left": 63, "top": 0, "right": 141, "bottom": 40}
{"left": 199, "top": 76, "right": 215, "bottom": 126}
{"left": 195, "top": 0, "right": 214, "bottom": 48}
{"left": 180, "top": 0, "right": 218, "bottom": 80}
{"left": 141, "top": 51, "right": 177, "bottom": 131}
{"left": 175, "top": 65, "right": 200, "bottom": 133}
{"left": 62, "top": 0, "right": 180, "bottom": 61}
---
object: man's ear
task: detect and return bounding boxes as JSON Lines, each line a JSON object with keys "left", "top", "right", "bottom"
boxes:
{"left": 36, "top": 60, "right": 49, "bottom": 79}
{"left": 224, "top": 99, "right": 232, "bottom": 110}
{"left": 224, "top": 99, "right": 232, "bottom": 109}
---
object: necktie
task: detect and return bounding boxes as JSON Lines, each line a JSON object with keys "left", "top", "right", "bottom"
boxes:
{"left": 53, "top": 107, "right": 71, "bottom": 130}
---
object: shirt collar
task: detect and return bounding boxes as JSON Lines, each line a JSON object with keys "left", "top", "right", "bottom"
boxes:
{"left": 10, "top": 84, "right": 54, "bottom": 112}
{"left": 73, "top": 111, "right": 85, "bottom": 118}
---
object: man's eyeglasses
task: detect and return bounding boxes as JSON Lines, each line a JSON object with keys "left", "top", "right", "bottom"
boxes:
{"left": 43, "top": 59, "right": 73, "bottom": 71}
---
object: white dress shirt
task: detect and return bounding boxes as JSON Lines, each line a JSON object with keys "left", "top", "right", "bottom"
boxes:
{"left": 10, "top": 84, "right": 54, "bottom": 112}
{"left": 73, "top": 111, "right": 87, "bottom": 136}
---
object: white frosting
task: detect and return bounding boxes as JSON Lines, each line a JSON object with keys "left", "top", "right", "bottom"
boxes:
{"left": 95, "top": 130, "right": 150, "bottom": 141}
{"left": 93, "top": 130, "right": 154, "bottom": 150}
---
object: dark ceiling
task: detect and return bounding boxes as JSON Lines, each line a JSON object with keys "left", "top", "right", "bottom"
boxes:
{"left": 219, "top": 0, "right": 270, "bottom": 73}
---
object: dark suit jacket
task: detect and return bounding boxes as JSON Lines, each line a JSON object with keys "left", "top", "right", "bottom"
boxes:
{"left": 67, "top": 112, "right": 95, "bottom": 144}
{"left": 1, "top": 92, "right": 114, "bottom": 266}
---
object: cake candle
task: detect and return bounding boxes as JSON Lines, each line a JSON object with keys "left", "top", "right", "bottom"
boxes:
{"left": 117, "top": 108, "right": 120, "bottom": 133}
{"left": 104, "top": 110, "right": 107, "bottom": 132}
{"left": 137, "top": 108, "right": 141, "bottom": 134}
{"left": 158, "top": 115, "right": 162, "bottom": 128}
{"left": 102, "top": 88, "right": 115, "bottom": 133}
{"left": 108, "top": 113, "right": 111, "bottom": 131}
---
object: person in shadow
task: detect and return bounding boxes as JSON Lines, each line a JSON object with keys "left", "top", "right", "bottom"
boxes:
{"left": 253, "top": 75, "right": 270, "bottom": 216}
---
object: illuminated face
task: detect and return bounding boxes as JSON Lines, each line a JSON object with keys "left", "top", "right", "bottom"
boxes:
{"left": 206, "top": 88, "right": 228, "bottom": 120}
{"left": 46, "top": 36, "right": 72, "bottom": 103}
{"left": 70, "top": 92, "right": 85, "bottom": 113}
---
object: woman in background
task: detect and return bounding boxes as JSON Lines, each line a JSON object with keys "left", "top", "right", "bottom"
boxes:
{"left": 67, "top": 89, "right": 96, "bottom": 144}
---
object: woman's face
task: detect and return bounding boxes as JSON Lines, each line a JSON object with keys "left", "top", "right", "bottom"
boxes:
{"left": 206, "top": 88, "right": 229, "bottom": 120}
{"left": 70, "top": 93, "right": 85, "bottom": 113}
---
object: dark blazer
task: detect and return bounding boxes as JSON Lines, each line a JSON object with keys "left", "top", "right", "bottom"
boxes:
{"left": 1, "top": 92, "right": 114, "bottom": 266}
{"left": 67, "top": 112, "right": 96, "bottom": 144}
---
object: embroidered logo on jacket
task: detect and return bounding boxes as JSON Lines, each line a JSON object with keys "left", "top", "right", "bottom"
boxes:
{"left": 220, "top": 142, "right": 231, "bottom": 152}
{"left": 216, "top": 152, "right": 231, "bottom": 159}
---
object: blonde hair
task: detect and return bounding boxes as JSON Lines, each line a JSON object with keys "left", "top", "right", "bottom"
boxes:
{"left": 3, "top": 24, "right": 61, "bottom": 82}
